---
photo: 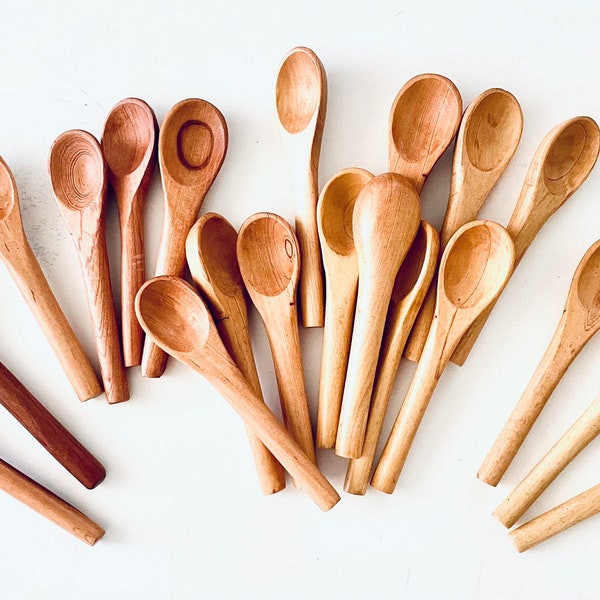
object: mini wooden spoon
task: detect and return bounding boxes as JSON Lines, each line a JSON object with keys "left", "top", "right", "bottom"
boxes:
{"left": 0, "top": 156, "right": 102, "bottom": 402}
{"left": 452, "top": 116, "right": 600, "bottom": 366}
{"left": 371, "top": 220, "right": 515, "bottom": 493}
{"left": 237, "top": 213, "right": 315, "bottom": 464}
{"left": 478, "top": 238, "right": 600, "bottom": 488}
{"left": 135, "top": 276, "right": 340, "bottom": 511}
{"left": 276, "top": 46, "right": 327, "bottom": 328}
{"left": 102, "top": 97, "right": 158, "bottom": 367}
{"left": 315, "top": 167, "right": 373, "bottom": 449}
{"left": 142, "top": 98, "right": 227, "bottom": 378}
{"left": 185, "top": 213, "right": 286, "bottom": 495}
{"left": 49, "top": 129, "right": 129, "bottom": 405}
{"left": 404, "top": 88, "right": 523, "bottom": 361}
{"left": 335, "top": 173, "right": 420, "bottom": 458}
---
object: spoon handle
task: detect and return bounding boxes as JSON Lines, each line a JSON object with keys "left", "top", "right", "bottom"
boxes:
{"left": 0, "top": 457, "right": 104, "bottom": 545}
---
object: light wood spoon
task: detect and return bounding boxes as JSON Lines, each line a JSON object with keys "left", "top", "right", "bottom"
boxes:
{"left": 0, "top": 156, "right": 101, "bottom": 401}
{"left": 479, "top": 238, "right": 600, "bottom": 488}
{"left": 335, "top": 173, "right": 420, "bottom": 458}
{"left": 276, "top": 46, "right": 327, "bottom": 328}
{"left": 135, "top": 276, "right": 340, "bottom": 511}
{"left": 237, "top": 213, "right": 315, "bottom": 464}
{"left": 315, "top": 167, "right": 373, "bottom": 449}
{"left": 185, "top": 213, "right": 286, "bottom": 495}
{"left": 49, "top": 130, "right": 129, "bottom": 405}
{"left": 102, "top": 97, "right": 158, "bottom": 367}
{"left": 452, "top": 115, "right": 600, "bottom": 366}
{"left": 142, "top": 98, "right": 227, "bottom": 378}
{"left": 371, "top": 220, "right": 515, "bottom": 493}
{"left": 404, "top": 88, "right": 523, "bottom": 361}
{"left": 344, "top": 220, "right": 439, "bottom": 494}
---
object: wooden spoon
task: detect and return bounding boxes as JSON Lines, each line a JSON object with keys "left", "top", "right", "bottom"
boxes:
{"left": 276, "top": 46, "right": 327, "bottom": 328}
{"left": 404, "top": 88, "right": 523, "bottom": 361}
{"left": 141, "top": 98, "right": 227, "bottom": 378}
{"left": 49, "top": 130, "right": 129, "bottom": 405}
{"left": 335, "top": 173, "right": 420, "bottom": 458}
{"left": 371, "top": 220, "right": 515, "bottom": 493}
{"left": 478, "top": 238, "right": 600, "bottom": 488}
{"left": 135, "top": 276, "right": 340, "bottom": 511}
{"left": 0, "top": 156, "right": 102, "bottom": 402}
{"left": 344, "top": 220, "right": 439, "bottom": 494}
{"left": 452, "top": 115, "right": 600, "bottom": 366}
{"left": 102, "top": 97, "right": 158, "bottom": 367}
{"left": 237, "top": 213, "right": 315, "bottom": 464}
{"left": 315, "top": 167, "right": 373, "bottom": 449}
{"left": 185, "top": 213, "right": 286, "bottom": 495}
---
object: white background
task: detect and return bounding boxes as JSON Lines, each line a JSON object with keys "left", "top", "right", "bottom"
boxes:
{"left": 2, "top": 0, "right": 600, "bottom": 598}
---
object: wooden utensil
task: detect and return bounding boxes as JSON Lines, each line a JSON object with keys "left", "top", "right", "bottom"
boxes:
{"left": 141, "top": 98, "right": 227, "bottom": 378}
{"left": 276, "top": 46, "right": 327, "bottom": 328}
{"left": 0, "top": 457, "right": 104, "bottom": 545}
{"left": 237, "top": 213, "right": 315, "bottom": 464}
{"left": 404, "top": 88, "right": 523, "bottom": 361}
{"left": 315, "top": 167, "right": 373, "bottom": 448}
{"left": 452, "top": 116, "right": 600, "bottom": 366}
{"left": 0, "top": 156, "right": 102, "bottom": 402}
{"left": 371, "top": 220, "right": 515, "bottom": 493}
{"left": 49, "top": 130, "right": 129, "bottom": 405}
{"left": 102, "top": 97, "right": 158, "bottom": 367}
{"left": 478, "top": 238, "right": 600, "bottom": 487}
{"left": 185, "top": 213, "right": 286, "bottom": 495}
{"left": 335, "top": 173, "right": 420, "bottom": 458}
{"left": 134, "top": 276, "right": 340, "bottom": 511}
{"left": 344, "top": 220, "right": 439, "bottom": 495}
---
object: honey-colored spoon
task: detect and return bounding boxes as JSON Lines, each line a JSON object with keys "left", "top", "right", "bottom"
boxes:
{"left": 237, "top": 213, "right": 315, "bottom": 464}
{"left": 479, "top": 238, "right": 600, "bottom": 488}
{"left": 135, "top": 276, "right": 340, "bottom": 511}
{"left": 185, "top": 213, "right": 286, "bottom": 495}
{"left": 142, "top": 98, "right": 227, "bottom": 378}
{"left": 335, "top": 173, "right": 420, "bottom": 458}
{"left": 315, "top": 167, "right": 373, "bottom": 449}
{"left": 0, "top": 156, "right": 101, "bottom": 401}
{"left": 102, "top": 97, "right": 158, "bottom": 367}
{"left": 371, "top": 221, "right": 515, "bottom": 493}
{"left": 49, "top": 130, "right": 129, "bottom": 405}
{"left": 276, "top": 46, "right": 327, "bottom": 328}
{"left": 452, "top": 116, "right": 600, "bottom": 366}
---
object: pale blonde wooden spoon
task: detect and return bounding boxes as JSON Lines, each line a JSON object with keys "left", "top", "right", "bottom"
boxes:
{"left": 102, "top": 97, "right": 158, "bottom": 367}
{"left": 276, "top": 46, "right": 327, "bottom": 328}
{"left": 315, "top": 167, "right": 373, "bottom": 449}
{"left": 185, "top": 213, "right": 286, "bottom": 495}
{"left": 237, "top": 213, "right": 316, "bottom": 464}
{"left": 49, "top": 130, "right": 129, "bottom": 405}
{"left": 135, "top": 276, "right": 340, "bottom": 511}
{"left": 142, "top": 98, "right": 227, "bottom": 378}
{"left": 0, "top": 156, "right": 102, "bottom": 401}
{"left": 371, "top": 221, "right": 515, "bottom": 493}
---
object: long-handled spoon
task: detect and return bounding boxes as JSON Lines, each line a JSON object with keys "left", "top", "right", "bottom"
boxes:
{"left": 142, "top": 98, "right": 227, "bottom": 377}
{"left": 452, "top": 115, "right": 600, "bottom": 366}
{"left": 237, "top": 213, "right": 315, "bottom": 464}
{"left": 371, "top": 221, "right": 515, "bottom": 493}
{"left": 0, "top": 157, "right": 101, "bottom": 402}
{"left": 315, "top": 168, "right": 373, "bottom": 448}
{"left": 49, "top": 130, "right": 129, "bottom": 405}
{"left": 344, "top": 220, "right": 439, "bottom": 494}
{"left": 335, "top": 173, "right": 420, "bottom": 458}
{"left": 102, "top": 97, "right": 158, "bottom": 367}
{"left": 276, "top": 46, "right": 327, "bottom": 328}
{"left": 185, "top": 213, "right": 286, "bottom": 495}
{"left": 135, "top": 276, "right": 340, "bottom": 511}
{"left": 478, "top": 238, "right": 600, "bottom": 488}
{"left": 404, "top": 88, "right": 523, "bottom": 361}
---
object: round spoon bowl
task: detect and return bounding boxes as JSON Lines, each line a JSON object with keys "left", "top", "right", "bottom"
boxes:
{"left": 391, "top": 222, "right": 431, "bottom": 303}
{"left": 0, "top": 157, "right": 16, "bottom": 220}
{"left": 576, "top": 244, "right": 600, "bottom": 311}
